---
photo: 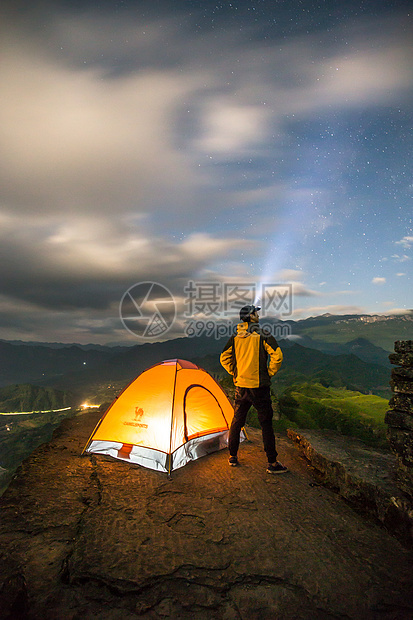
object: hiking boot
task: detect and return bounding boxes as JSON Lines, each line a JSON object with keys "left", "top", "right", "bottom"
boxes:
{"left": 266, "top": 461, "right": 288, "bottom": 474}
{"left": 228, "top": 456, "right": 238, "bottom": 467}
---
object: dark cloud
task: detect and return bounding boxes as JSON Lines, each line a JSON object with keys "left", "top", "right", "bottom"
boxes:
{"left": 0, "top": 2, "right": 411, "bottom": 342}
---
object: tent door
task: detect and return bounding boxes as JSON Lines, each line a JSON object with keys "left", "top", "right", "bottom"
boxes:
{"left": 183, "top": 384, "right": 228, "bottom": 441}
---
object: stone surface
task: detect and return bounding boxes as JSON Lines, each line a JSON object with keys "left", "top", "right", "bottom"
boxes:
{"left": 389, "top": 352, "right": 413, "bottom": 367}
{"left": 287, "top": 428, "right": 413, "bottom": 546}
{"left": 387, "top": 342, "right": 413, "bottom": 498}
{"left": 386, "top": 409, "right": 413, "bottom": 431}
{"left": 395, "top": 340, "right": 413, "bottom": 354}
{"left": 392, "top": 367, "right": 413, "bottom": 382}
{"left": 387, "top": 427, "right": 413, "bottom": 467}
{"left": 1, "top": 412, "right": 413, "bottom": 619}
{"left": 390, "top": 378, "right": 413, "bottom": 394}
{"left": 389, "top": 393, "right": 413, "bottom": 414}
{"left": 396, "top": 462, "right": 413, "bottom": 499}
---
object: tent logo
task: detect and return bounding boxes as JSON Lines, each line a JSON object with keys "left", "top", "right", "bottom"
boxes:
{"left": 119, "top": 281, "right": 176, "bottom": 339}
{"left": 134, "top": 407, "right": 144, "bottom": 421}
{"left": 124, "top": 407, "right": 148, "bottom": 429}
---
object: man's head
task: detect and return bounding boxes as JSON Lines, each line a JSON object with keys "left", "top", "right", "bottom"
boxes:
{"left": 239, "top": 305, "right": 261, "bottom": 323}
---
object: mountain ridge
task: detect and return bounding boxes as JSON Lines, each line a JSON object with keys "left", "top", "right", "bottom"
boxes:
{"left": 0, "top": 312, "right": 409, "bottom": 396}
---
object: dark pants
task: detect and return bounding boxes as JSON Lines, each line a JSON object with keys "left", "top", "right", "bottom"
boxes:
{"left": 228, "top": 385, "right": 278, "bottom": 464}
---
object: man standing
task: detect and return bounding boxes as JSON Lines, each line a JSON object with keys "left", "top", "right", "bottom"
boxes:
{"left": 220, "top": 305, "right": 288, "bottom": 474}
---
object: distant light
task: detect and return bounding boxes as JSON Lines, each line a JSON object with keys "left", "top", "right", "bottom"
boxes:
{"left": 81, "top": 403, "right": 100, "bottom": 410}
{"left": 83, "top": 362, "right": 87, "bottom": 365}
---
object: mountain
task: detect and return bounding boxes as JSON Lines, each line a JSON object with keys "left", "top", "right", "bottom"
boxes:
{"left": 0, "top": 341, "right": 121, "bottom": 387}
{"left": 1, "top": 311, "right": 409, "bottom": 395}
{"left": 282, "top": 335, "right": 391, "bottom": 367}
{"left": 0, "top": 339, "right": 127, "bottom": 351}
{"left": 0, "top": 384, "right": 74, "bottom": 413}
{"left": 290, "top": 311, "right": 413, "bottom": 351}
{"left": 195, "top": 344, "right": 391, "bottom": 397}
{"left": 282, "top": 344, "right": 391, "bottom": 396}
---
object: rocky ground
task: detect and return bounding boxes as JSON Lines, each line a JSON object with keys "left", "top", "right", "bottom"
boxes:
{"left": 1, "top": 410, "right": 413, "bottom": 620}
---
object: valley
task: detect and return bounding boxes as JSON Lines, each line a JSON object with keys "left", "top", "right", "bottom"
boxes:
{"left": 0, "top": 312, "right": 411, "bottom": 496}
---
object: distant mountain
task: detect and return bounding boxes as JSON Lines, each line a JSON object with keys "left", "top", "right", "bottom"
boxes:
{"left": 0, "top": 384, "right": 74, "bottom": 413}
{"left": 343, "top": 337, "right": 392, "bottom": 367}
{"left": 0, "top": 341, "right": 121, "bottom": 387}
{"left": 282, "top": 336, "right": 391, "bottom": 367}
{"left": 39, "top": 335, "right": 226, "bottom": 395}
{"left": 280, "top": 344, "right": 390, "bottom": 395}
{"left": 0, "top": 339, "right": 127, "bottom": 351}
{"left": 289, "top": 311, "right": 413, "bottom": 351}
{"left": 1, "top": 311, "right": 409, "bottom": 394}
{"left": 196, "top": 343, "right": 391, "bottom": 397}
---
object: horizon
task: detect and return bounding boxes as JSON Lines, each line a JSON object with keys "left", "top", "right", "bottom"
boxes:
{"left": 1, "top": 309, "right": 411, "bottom": 348}
{"left": 1, "top": 1, "right": 412, "bottom": 345}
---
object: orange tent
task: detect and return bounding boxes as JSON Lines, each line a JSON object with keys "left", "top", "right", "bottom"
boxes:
{"left": 82, "top": 359, "right": 239, "bottom": 474}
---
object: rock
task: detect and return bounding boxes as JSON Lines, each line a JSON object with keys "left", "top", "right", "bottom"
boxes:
{"left": 389, "top": 352, "right": 413, "bottom": 367}
{"left": 389, "top": 393, "right": 413, "bottom": 414}
{"left": 385, "top": 409, "right": 413, "bottom": 431}
{"left": 390, "top": 378, "right": 413, "bottom": 395}
{"left": 387, "top": 427, "right": 413, "bottom": 468}
{"left": 395, "top": 340, "right": 413, "bottom": 353}
{"left": 0, "top": 572, "right": 28, "bottom": 620}
{"left": 1, "top": 413, "right": 413, "bottom": 619}
{"left": 396, "top": 462, "right": 413, "bottom": 499}
{"left": 392, "top": 367, "right": 413, "bottom": 382}
{"left": 287, "top": 428, "right": 413, "bottom": 546}
{"left": 386, "top": 342, "right": 413, "bottom": 499}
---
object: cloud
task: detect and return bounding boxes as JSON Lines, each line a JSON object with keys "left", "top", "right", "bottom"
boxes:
{"left": 278, "top": 269, "right": 305, "bottom": 282}
{"left": 292, "top": 304, "right": 365, "bottom": 318}
{"left": 1, "top": 8, "right": 411, "bottom": 219}
{"left": 292, "top": 283, "right": 320, "bottom": 297}
{"left": 0, "top": 212, "right": 245, "bottom": 309}
{"left": 0, "top": 5, "right": 411, "bottom": 343}
{"left": 395, "top": 236, "right": 413, "bottom": 249}
{"left": 372, "top": 277, "right": 386, "bottom": 284}
{"left": 0, "top": 45, "right": 205, "bottom": 217}
{"left": 195, "top": 100, "right": 270, "bottom": 156}
{"left": 377, "top": 307, "right": 411, "bottom": 315}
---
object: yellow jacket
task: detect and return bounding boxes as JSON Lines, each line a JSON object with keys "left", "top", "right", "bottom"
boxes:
{"left": 220, "top": 322, "right": 283, "bottom": 388}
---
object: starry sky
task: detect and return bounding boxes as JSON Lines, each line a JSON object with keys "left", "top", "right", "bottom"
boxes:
{"left": 0, "top": 0, "right": 412, "bottom": 344}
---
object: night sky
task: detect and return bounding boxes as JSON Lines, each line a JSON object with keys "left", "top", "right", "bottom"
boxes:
{"left": 0, "top": 0, "right": 412, "bottom": 344}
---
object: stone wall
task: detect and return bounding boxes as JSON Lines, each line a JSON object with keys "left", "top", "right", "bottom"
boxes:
{"left": 385, "top": 340, "right": 413, "bottom": 498}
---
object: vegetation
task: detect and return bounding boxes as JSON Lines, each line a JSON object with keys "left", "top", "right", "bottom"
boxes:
{"left": 0, "top": 384, "right": 74, "bottom": 413}
{"left": 297, "top": 314, "right": 412, "bottom": 351}
{"left": 277, "top": 383, "right": 388, "bottom": 447}
{"left": 218, "top": 378, "right": 389, "bottom": 448}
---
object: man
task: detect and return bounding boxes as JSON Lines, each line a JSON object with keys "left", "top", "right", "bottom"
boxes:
{"left": 220, "top": 305, "right": 288, "bottom": 474}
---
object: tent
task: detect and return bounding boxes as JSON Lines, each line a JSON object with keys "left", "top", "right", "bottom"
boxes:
{"left": 82, "top": 359, "right": 241, "bottom": 474}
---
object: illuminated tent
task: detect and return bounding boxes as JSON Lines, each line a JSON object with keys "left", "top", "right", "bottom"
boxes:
{"left": 82, "top": 359, "right": 239, "bottom": 474}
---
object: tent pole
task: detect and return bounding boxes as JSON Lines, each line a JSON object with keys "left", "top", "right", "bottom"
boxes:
{"left": 167, "top": 363, "right": 179, "bottom": 479}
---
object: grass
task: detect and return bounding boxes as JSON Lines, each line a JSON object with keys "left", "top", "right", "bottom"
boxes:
{"left": 277, "top": 383, "right": 389, "bottom": 448}
{"left": 218, "top": 376, "right": 391, "bottom": 448}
